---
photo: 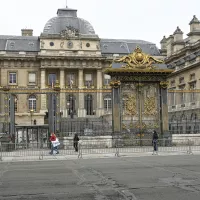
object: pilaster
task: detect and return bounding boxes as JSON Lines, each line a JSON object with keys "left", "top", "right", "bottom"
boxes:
{"left": 160, "top": 82, "right": 169, "bottom": 137}
{"left": 78, "top": 69, "right": 86, "bottom": 117}
{"left": 40, "top": 69, "right": 47, "bottom": 112}
{"left": 96, "top": 70, "right": 104, "bottom": 117}
{"left": 110, "top": 80, "right": 121, "bottom": 134}
{"left": 60, "top": 69, "right": 66, "bottom": 115}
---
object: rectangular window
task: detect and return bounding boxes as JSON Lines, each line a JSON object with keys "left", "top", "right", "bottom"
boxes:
{"left": 85, "top": 73, "right": 92, "bottom": 87}
{"left": 104, "top": 97, "right": 112, "bottom": 111}
{"left": 48, "top": 73, "right": 56, "bottom": 86}
{"left": 104, "top": 74, "right": 111, "bottom": 85}
{"left": 67, "top": 73, "right": 75, "bottom": 87}
{"left": 190, "top": 73, "right": 195, "bottom": 80}
{"left": 28, "top": 72, "right": 36, "bottom": 84}
{"left": 170, "top": 93, "right": 175, "bottom": 105}
{"left": 179, "top": 86, "right": 185, "bottom": 104}
{"left": 170, "top": 80, "right": 175, "bottom": 87}
{"left": 179, "top": 77, "right": 184, "bottom": 84}
{"left": 190, "top": 83, "right": 196, "bottom": 102}
{"left": 9, "top": 72, "right": 17, "bottom": 84}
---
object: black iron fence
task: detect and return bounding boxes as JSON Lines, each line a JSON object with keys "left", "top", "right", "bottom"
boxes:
{"left": 169, "top": 121, "right": 200, "bottom": 134}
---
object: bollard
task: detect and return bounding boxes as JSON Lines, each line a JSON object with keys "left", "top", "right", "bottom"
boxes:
{"left": 115, "top": 139, "right": 120, "bottom": 157}
{"left": 78, "top": 142, "right": 82, "bottom": 159}
{"left": 39, "top": 142, "right": 43, "bottom": 160}
{"left": 187, "top": 139, "right": 193, "bottom": 155}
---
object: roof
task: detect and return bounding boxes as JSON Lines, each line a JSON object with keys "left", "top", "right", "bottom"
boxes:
{"left": 100, "top": 39, "right": 161, "bottom": 56}
{"left": 43, "top": 7, "right": 95, "bottom": 35}
{"left": 0, "top": 35, "right": 39, "bottom": 52}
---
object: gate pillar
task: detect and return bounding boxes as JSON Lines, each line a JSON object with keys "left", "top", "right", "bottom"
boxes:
{"left": 160, "top": 81, "right": 169, "bottom": 137}
{"left": 110, "top": 80, "right": 121, "bottom": 134}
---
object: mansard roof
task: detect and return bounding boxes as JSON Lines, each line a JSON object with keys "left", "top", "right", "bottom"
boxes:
{"left": 0, "top": 36, "right": 161, "bottom": 56}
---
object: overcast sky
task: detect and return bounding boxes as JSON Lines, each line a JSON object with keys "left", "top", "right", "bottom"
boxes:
{"left": 0, "top": 0, "right": 200, "bottom": 47}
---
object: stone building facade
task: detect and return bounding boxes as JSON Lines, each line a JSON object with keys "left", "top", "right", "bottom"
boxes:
{"left": 0, "top": 6, "right": 162, "bottom": 125}
{"left": 160, "top": 15, "right": 200, "bottom": 134}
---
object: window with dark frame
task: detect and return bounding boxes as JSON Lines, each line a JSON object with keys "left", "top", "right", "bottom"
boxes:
{"left": 28, "top": 95, "right": 37, "bottom": 111}
{"left": 9, "top": 72, "right": 17, "bottom": 84}
{"left": 48, "top": 73, "right": 56, "bottom": 87}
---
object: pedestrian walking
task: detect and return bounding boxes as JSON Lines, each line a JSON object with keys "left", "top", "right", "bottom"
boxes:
{"left": 73, "top": 134, "right": 79, "bottom": 152}
{"left": 49, "top": 133, "right": 60, "bottom": 155}
{"left": 152, "top": 130, "right": 159, "bottom": 155}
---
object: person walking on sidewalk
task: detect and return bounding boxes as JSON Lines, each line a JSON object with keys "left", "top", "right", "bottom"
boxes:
{"left": 49, "top": 133, "right": 60, "bottom": 155}
{"left": 152, "top": 130, "right": 159, "bottom": 155}
{"left": 73, "top": 134, "right": 79, "bottom": 152}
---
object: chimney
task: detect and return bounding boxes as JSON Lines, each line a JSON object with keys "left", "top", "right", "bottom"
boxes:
{"left": 173, "top": 26, "right": 183, "bottom": 42}
{"left": 21, "top": 29, "right": 33, "bottom": 36}
{"left": 166, "top": 35, "right": 174, "bottom": 57}
{"left": 187, "top": 15, "right": 200, "bottom": 43}
{"left": 173, "top": 27, "right": 184, "bottom": 52}
{"left": 160, "top": 36, "right": 167, "bottom": 56}
{"left": 189, "top": 15, "right": 200, "bottom": 32}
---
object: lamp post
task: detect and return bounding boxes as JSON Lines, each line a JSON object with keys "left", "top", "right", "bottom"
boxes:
{"left": 30, "top": 109, "right": 34, "bottom": 125}
{"left": 67, "top": 102, "right": 70, "bottom": 116}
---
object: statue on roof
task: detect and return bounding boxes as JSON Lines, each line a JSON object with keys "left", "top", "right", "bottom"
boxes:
{"left": 114, "top": 46, "right": 164, "bottom": 69}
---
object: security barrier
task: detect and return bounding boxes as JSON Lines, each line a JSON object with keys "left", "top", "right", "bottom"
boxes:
{"left": 0, "top": 139, "right": 197, "bottom": 161}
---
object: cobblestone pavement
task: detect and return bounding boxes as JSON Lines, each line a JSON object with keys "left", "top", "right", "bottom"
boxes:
{"left": 1, "top": 155, "right": 200, "bottom": 199}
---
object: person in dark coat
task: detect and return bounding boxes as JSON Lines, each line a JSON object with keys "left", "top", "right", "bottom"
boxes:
{"left": 152, "top": 130, "right": 159, "bottom": 155}
{"left": 73, "top": 134, "right": 79, "bottom": 152}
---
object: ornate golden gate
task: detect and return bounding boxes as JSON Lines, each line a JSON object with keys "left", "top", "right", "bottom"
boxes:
{"left": 105, "top": 46, "right": 173, "bottom": 140}
{"left": 121, "top": 82, "right": 161, "bottom": 140}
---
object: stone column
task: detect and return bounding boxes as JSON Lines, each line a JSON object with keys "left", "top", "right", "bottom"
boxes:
{"left": 78, "top": 69, "right": 86, "bottom": 117}
{"left": 110, "top": 80, "right": 121, "bottom": 134}
{"left": 60, "top": 69, "right": 66, "bottom": 117}
{"left": 96, "top": 70, "right": 104, "bottom": 117}
{"left": 40, "top": 69, "right": 47, "bottom": 113}
{"left": 159, "top": 81, "right": 169, "bottom": 137}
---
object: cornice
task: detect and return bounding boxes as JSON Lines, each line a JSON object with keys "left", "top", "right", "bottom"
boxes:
{"left": 165, "top": 40, "right": 200, "bottom": 63}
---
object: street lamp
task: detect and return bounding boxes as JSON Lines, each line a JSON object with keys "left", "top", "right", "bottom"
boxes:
{"left": 30, "top": 109, "right": 34, "bottom": 125}
{"left": 67, "top": 102, "right": 70, "bottom": 116}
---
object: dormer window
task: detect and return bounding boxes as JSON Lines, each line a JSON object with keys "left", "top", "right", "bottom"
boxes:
{"left": 179, "top": 77, "right": 184, "bottom": 84}
{"left": 190, "top": 73, "right": 195, "bottom": 80}
{"left": 171, "top": 80, "right": 175, "bottom": 87}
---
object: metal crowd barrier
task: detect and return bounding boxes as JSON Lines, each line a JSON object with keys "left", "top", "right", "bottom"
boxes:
{"left": 0, "top": 139, "right": 198, "bottom": 161}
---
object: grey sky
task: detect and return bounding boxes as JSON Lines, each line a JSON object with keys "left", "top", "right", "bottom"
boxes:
{"left": 0, "top": 0, "right": 199, "bottom": 47}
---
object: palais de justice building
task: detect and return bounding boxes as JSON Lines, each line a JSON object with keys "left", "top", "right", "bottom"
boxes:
{"left": 160, "top": 15, "right": 200, "bottom": 134}
{"left": 0, "top": 6, "right": 163, "bottom": 125}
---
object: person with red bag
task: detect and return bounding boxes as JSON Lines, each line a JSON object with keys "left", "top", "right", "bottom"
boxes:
{"left": 49, "top": 133, "right": 60, "bottom": 155}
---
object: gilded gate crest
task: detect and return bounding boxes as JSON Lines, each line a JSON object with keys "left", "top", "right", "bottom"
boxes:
{"left": 115, "top": 46, "right": 163, "bottom": 69}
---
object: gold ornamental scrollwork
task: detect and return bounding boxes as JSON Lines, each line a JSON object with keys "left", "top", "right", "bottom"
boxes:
{"left": 110, "top": 80, "right": 121, "bottom": 88}
{"left": 143, "top": 97, "right": 157, "bottom": 116}
{"left": 125, "top": 94, "right": 137, "bottom": 116}
{"left": 114, "top": 46, "right": 164, "bottom": 69}
{"left": 160, "top": 81, "right": 169, "bottom": 89}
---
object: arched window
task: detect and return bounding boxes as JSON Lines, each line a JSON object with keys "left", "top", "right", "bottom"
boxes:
{"left": 85, "top": 94, "right": 93, "bottom": 115}
{"left": 66, "top": 94, "right": 76, "bottom": 115}
{"left": 28, "top": 95, "right": 37, "bottom": 111}
{"left": 104, "top": 95, "right": 112, "bottom": 112}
